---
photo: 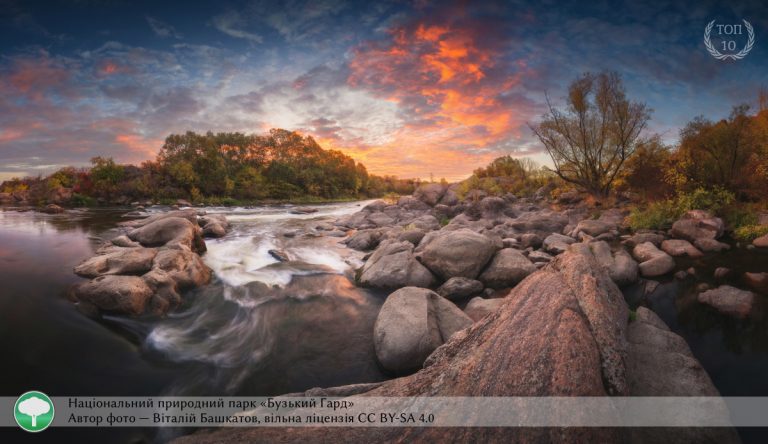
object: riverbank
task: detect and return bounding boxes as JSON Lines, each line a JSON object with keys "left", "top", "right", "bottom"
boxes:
{"left": 4, "top": 187, "right": 768, "bottom": 443}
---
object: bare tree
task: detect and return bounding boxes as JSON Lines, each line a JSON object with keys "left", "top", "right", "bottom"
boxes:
{"left": 529, "top": 71, "right": 651, "bottom": 197}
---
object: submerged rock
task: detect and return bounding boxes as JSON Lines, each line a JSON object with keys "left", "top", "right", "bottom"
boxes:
{"left": 373, "top": 287, "right": 471, "bottom": 373}
{"left": 698, "top": 285, "right": 755, "bottom": 319}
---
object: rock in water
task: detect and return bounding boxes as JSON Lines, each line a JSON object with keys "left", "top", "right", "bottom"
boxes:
{"left": 626, "top": 307, "right": 740, "bottom": 443}
{"left": 697, "top": 285, "right": 755, "bottom": 319}
{"left": 754, "top": 234, "right": 768, "bottom": 248}
{"left": 670, "top": 211, "right": 724, "bottom": 242}
{"left": 373, "top": 287, "right": 471, "bottom": 373}
{"left": 744, "top": 272, "right": 768, "bottom": 294}
{"left": 128, "top": 217, "right": 206, "bottom": 253}
{"left": 632, "top": 242, "right": 675, "bottom": 277}
{"left": 70, "top": 275, "right": 154, "bottom": 315}
{"left": 417, "top": 228, "right": 498, "bottom": 280}
{"left": 661, "top": 239, "right": 703, "bottom": 258}
{"left": 478, "top": 248, "right": 536, "bottom": 289}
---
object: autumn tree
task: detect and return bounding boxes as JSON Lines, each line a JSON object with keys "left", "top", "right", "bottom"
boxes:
{"left": 529, "top": 71, "right": 651, "bottom": 197}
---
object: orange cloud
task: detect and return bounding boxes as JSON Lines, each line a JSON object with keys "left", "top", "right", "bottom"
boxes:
{"left": 344, "top": 20, "right": 537, "bottom": 180}
{"left": 115, "top": 133, "right": 162, "bottom": 159}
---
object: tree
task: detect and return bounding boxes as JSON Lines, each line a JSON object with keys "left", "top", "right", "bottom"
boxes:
{"left": 18, "top": 396, "right": 50, "bottom": 428}
{"left": 529, "top": 71, "right": 651, "bottom": 197}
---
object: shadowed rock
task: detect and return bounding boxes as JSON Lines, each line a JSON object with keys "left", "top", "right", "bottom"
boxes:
{"left": 373, "top": 287, "right": 471, "bottom": 373}
{"left": 698, "top": 285, "right": 755, "bottom": 319}
{"left": 437, "top": 277, "right": 483, "bottom": 301}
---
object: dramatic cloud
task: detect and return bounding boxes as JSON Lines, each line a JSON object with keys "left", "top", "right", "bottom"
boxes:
{"left": 1, "top": 0, "right": 767, "bottom": 181}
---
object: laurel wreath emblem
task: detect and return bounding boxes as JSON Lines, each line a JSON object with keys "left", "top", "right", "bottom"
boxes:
{"left": 704, "top": 19, "right": 755, "bottom": 60}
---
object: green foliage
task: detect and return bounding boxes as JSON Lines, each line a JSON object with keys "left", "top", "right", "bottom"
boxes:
{"left": 439, "top": 216, "right": 451, "bottom": 227}
{"left": 627, "top": 187, "right": 738, "bottom": 230}
{"left": 627, "top": 200, "right": 681, "bottom": 231}
{"left": 628, "top": 310, "right": 637, "bottom": 322}
{"left": 70, "top": 193, "right": 96, "bottom": 207}
{"left": 675, "top": 187, "right": 735, "bottom": 214}
{"left": 457, "top": 157, "right": 555, "bottom": 199}
{"left": 734, "top": 224, "right": 768, "bottom": 242}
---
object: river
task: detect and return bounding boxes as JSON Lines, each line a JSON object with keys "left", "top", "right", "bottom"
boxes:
{"left": 1, "top": 203, "right": 767, "bottom": 443}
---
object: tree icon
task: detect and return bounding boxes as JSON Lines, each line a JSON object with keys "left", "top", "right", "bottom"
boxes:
{"left": 18, "top": 396, "right": 50, "bottom": 427}
{"left": 14, "top": 391, "right": 55, "bottom": 432}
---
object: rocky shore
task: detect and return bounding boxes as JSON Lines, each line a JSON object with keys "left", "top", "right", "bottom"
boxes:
{"left": 162, "top": 181, "right": 763, "bottom": 443}
{"left": 68, "top": 209, "right": 230, "bottom": 317}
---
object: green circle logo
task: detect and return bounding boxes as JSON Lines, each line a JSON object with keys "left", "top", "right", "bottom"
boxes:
{"left": 14, "top": 391, "right": 54, "bottom": 432}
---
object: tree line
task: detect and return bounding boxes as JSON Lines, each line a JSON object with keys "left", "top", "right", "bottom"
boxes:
{"left": 1, "top": 129, "right": 418, "bottom": 205}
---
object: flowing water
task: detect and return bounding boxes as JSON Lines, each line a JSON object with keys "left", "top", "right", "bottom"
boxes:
{"left": 2, "top": 204, "right": 768, "bottom": 443}
{"left": 0, "top": 201, "right": 385, "bottom": 443}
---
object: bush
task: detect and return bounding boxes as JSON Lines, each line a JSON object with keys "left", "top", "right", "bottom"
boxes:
{"left": 70, "top": 193, "right": 96, "bottom": 207}
{"left": 675, "top": 187, "right": 735, "bottom": 214}
{"left": 734, "top": 224, "right": 768, "bottom": 242}
{"left": 627, "top": 200, "right": 682, "bottom": 230}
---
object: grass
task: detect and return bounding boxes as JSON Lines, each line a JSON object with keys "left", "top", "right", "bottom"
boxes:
{"left": 734, "top": 224, "right": 768, "bottom": 242}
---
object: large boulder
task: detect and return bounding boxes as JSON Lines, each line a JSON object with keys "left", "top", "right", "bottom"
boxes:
{"left": 670, "top": 211, "right": 724, "bottom": 242}
{"left": 632, "top": 242, "right": 675, "bottom": 277}
{"left": 373, "top": 287, "right": 471, "bottom": 373}
{"left": 463, "top": 296, "right": 505, "bottom": 321}
{"left": 74, "top": 247, "right": 157, "bottom": 278}
{"left": 626, "top": 307, "right": 739, "bottom": 444}
{"left": 70, "top": 275, "right": 154, "bottom": 316}
{"left": 697, "top": 285, "right": 755, "bottom": 319}
{"left": 417, "top": 228, "right": 498, "bottom": 280}
{"left": 359, "top": 240, "right": 436, "bottom": 289}
{"left": 128, "top": 217, "right": 206, "bottom": 253}
{"left": 478, "top": 248, "right": 536, "bottom": 289}
{"left": 413, "top": 183, "right": 446, "bottom": 206}
{"left": 436, "top": 277, "right": 483, "bottom": 301}
{"left": 661, "top": 239, "right": 703, "bottom": 258}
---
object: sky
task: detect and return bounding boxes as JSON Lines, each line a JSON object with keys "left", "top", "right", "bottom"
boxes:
{"left": 0, "top": 0, "right": 767, "bottom": 182}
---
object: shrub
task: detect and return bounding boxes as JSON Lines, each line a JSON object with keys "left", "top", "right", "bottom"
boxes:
{"left": 734, "top": 224, "right": 768, "bottom": 242}
{"left": 627, "top": 200, "right": 681, "bottom": 231}
{"left": 675, "top": 187, "right": 735, "bottom": 214}
{"left": 70, "top": 193, "right": 96, "bottom": 207}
